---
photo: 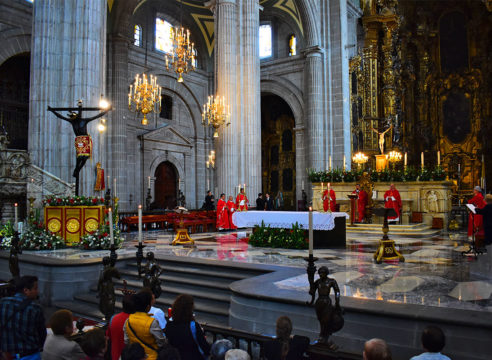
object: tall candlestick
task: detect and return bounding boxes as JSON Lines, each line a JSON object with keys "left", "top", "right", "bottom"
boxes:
{"left": 437, "top": 151, "right": 440, "bottom": 166}
{"left": 138, "top": 205, "right": 142, "bottom": 244}
{"left": 308, "top": 207, "right": 313, "bottom": 256}
{"left": 14, "top": 203, "right": 18, "bottom": 231}
{"left": 148, "top": 176, "right": 151, "bottom": 189}
{"left": 421, "top": 152, "right": 424, "bottom": 169}
{"left": 321, "top": 182, "right": 324, "bottom": 191}
{"left": 458, "top": 163, "right": 460, "bottom": 173}
{"left": 343, "top": 155, "right": 346, "bottom": 170}
{"left": 108, "top": 208, "right": 114, "bottom": 245}
{"left": 113, "top": 178, "right": 117, "bottom": 198}
{"left": 329, "top": 156, "right": 332, "bottom": 171}
{"left": 302, "top": 180, "right": 304, "bottom": 190}
{"left": 404, "top": 152, "right": 407, "bottom": 168}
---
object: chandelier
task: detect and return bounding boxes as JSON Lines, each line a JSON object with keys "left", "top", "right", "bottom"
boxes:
{"left": 128, "top": 73, "right": 161, "bottom": 125}
{"left": 388, "top": 150, "right": 402, "bottom": 163}
{"left": 202, "top": 95, "right": 230, "bottom": 138}
{"left": 165, "top": 26, "right": 196, "bottom": 83}
{"left": 352, "top": 152, "right": 368, "bottom": 169}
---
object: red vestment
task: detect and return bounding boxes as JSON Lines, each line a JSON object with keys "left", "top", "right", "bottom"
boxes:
{"left": 352, "top": 189, "right": 368, "bottom": 222}
{"left": 236, "top": 193, "right": 249, "bottom": 211}
{"left": 227, "top": 200, "right": 237, "bottom": 229}
{"left": 468, "top": 193, "right": 486, "bottom": 236}
{"left": 384, "top": 188, "right": 402, "bottom": 221}
{"left": 322, "top": 189, "right": 336, "bottom": 212}
{"left": 216, "top": 198, "right": 229, "bottom": 230}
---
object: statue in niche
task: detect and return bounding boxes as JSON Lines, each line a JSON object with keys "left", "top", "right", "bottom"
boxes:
{"left": 97, "top": 256, "right": 121, "bottom": 321}
{"left": 143, "top": 252, "right": 163, "bottom": 298}
{"left": 308, "top": 266, "right": 344, "bottom": 346}
{"left": 427, "top": 190, "right": 439, "bottom": 213}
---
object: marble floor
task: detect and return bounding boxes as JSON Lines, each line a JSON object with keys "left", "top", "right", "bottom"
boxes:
{"left": 27, "top": 228, "right": 492, "bottom": 313}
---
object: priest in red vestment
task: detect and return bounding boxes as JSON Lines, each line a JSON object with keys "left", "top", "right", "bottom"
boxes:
{"left": 468, "top": 186, "right": 486, "bottom": 237}
{"left": 352, "top": 184, "right": 368, "bottom": 222}
{"left": 216, "top": 194, "right": 229, "bottom": 231}
{"left": 322, "top": 184, "right": 336, "bottom": 212}
{"left": 384, "top": 183, "right": 402, "bottom": 222}
{"left": 236, "top": 188, "right": 249, "bottom": 211}
{"left": 227, "top": 196, "right": 237, "bottom": 230}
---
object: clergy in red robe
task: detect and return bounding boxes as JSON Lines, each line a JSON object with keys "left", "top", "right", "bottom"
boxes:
{"left": 227, "top": 196, "right": 237, "bottom": 230}
{"left": 384, "top": 183, "right": 402, "bottom": 222}
{"left": 235, "top": 188, "right": 249, "bottom": 211}
{"left": 322, "top": 186, "right": 336, "bottom": 212}
{"left": 468, "top": 186, "right": 486, "bottom": 237}
{"left": 352, "top": 184, "right": 368, "bottom": 222}
{"left": 216, "top": 194, "right": 229, "bottom": 231}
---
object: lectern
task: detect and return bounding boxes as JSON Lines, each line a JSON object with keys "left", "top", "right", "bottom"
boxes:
{"left": 372, "top": 207, "right": 405, "bottom": 264}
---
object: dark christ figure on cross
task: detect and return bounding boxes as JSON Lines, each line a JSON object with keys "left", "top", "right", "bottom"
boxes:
{"left": 48, "top": 99, "right": 111, "bottom": 196}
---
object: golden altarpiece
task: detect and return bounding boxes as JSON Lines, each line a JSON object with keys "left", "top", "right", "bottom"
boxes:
{"left": 350, "top": 0, "right": 492, "bottom": 195}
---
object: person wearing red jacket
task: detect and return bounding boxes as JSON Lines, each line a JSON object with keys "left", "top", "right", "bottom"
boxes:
{"left": 384, "top": 183, "right": 402, "bottom": 222}
{"left": 468, "top": 186, "right": 486, "bottom": 238}
{"left": 226, "top": 196, "right": 237, "bottom": 230}
{"left": 216, "top": 193, "right": 229, "bottom": 231}
{"left": 352, "top": 184, "right": 368, "bottom": 223}
{"left": 235, "top": 188, "right": 249, "bottom": 211}
{"left": 322, "top": 184, "right": 336, "bottom": 212}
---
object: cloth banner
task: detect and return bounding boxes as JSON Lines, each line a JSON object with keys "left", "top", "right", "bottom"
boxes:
{"left": 75, "top": 135, "right": 92, "bottom": 157}
{"left": 232, "top": 211, "right": 348, "bottom": 231}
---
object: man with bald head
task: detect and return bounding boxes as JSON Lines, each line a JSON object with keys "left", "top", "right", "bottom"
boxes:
{"left": 363, "top": 338, "right": 392, "bottom": 360}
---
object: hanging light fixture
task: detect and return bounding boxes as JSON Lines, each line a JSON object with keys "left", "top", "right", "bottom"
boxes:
{"left": 202, "top": 95, "right": 230, "bottom": 138}
{"left": 352, "top": 151, "right": 369, "bottom": 170}
{"left": 128, "top": 73, "right": 162, "bottom": 125}
{"left": 165, "top": 0, "right": 196, "bottom": 83}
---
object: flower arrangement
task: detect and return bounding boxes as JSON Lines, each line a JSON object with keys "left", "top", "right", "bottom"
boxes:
{"left": 1, "top": 221, "right": 65, "bottom": 250}
{"left": 308, "top": 166, "right": 448, "bottom": 183}
{"left": 248, "top": 221, "right": 307, "bottom": 249}
{"left": 43, "top": 195, "right": 106, "bottom": 207}
{"left": 0, "top": 222, "right": 14, "bottom": 249}
{"left": 79, "top": 222, "right": 123, "bottom": 250}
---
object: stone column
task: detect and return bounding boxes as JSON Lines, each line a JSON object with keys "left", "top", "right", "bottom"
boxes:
{"left": 304, "top": 47, "right": 324, "bottom": 171}
{"left": 241, "top": 0, "right": 261, "bottom": 200}
{"left": 213, "top": 0, "right": 239, "bottom": 198}
{"left": 29, "top": 0, "right": 106, "bottom": 195}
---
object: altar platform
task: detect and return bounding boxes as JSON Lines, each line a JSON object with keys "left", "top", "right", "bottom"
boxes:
{"left": 1, "top": 227, "right": 491, "bottom": 359}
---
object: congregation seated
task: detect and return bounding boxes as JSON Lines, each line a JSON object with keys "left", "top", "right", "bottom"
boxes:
{"left": 141, "top": 287, "right": 167, "bottom": 330}
{"left": 106, "top": 294, "right": 135, "bottom": 360}
{"left": 121, "top": 343, "right": 146, "bottom": 360}
{"left": 79, "top": 328, "right": 107, "bottom": 360}
{"left": 42, "top": 309, "right": 85, "bottom": 360}
{"left": 210, "top": 339, "right": 233, "bottom": 360}
{"left": 264, "top": 316, "right": 309, "bottom": 360}
{"left": 164, "top": 294, "right": 211, "bottom": 360}
{"left": 410, "top": 326, "right": 451, "bottom": 360}
{"left": 363, "top": 338, "right": 392, "bottom": 360}
{"left": 124, "top": 291, "right": 167, "bottom": 360}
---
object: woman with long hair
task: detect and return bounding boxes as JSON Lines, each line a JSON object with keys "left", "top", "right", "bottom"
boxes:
{"left": 164, "top": 294, "right": 210, "bottom": 360}
{"left": 264, "top": 316, "right": 309, "bottom": 360}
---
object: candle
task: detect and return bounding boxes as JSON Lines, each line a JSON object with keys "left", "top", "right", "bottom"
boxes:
{"left": 404, "top": 152, "right": 407, "bottom": 168}
{"left": 108, "top": 208, "right": 114, "bottom": 245}
{"left": 421, "top": 152, "right": 424, "bottom": 169}
{"left": 138, "top": 205, "right": 142, "bottom": 244}
{"left": 329, "top": 156, "right": 332, "bottom": 171}
{"left": 458, "top": 163, "right": 460, "bottom": 173}
{"left": 243, "top": 183, "right": 246, "bottom": 191}
{"left": 321, "top": 182, "right": 324, "bottom": 191}
{"left": 113, "top": 178, "right": 117, "bottom": 198}
{"left": 148, "top": 176, "right": 151, "bottom": 189}
{"left": 308, "top": 207, "right": 313, "bottom": 256}
{"left": 437, "top": 151, "right": 440, "bottom": 166}
{"left": 302, "top": 180, "right": 304, "bottom": 190}
{"left": 178, "top": 178, "right": 181, "bottom": 190}
{"left": 343, "top": 155, "right": 346, "bottom": 170}
{"left": 14, "top": 203, "right": 18, "bottom": 231}
{"left": 107, "top": 175, "right": 111, "bottom": 189}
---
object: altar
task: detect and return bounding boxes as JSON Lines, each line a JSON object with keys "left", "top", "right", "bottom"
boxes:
{"left": 233, "top": 211, "right": 349, "bottom": 248}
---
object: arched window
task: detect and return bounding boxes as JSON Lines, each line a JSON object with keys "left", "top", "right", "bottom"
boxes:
{"left": 134, "top": 25, "right": 142, "bottom": 47}
{"left": 288, "top": 35, "right": 296, "bottom": 56}
{"left": 259, "top": 24, "right": 272, "bottom": 59}
{"left": 155, "top": 18, "right": 173, "bottom": 53}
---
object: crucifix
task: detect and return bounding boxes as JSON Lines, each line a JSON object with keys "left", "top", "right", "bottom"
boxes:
{"left": 372, "top": 124, "right": 393, "bottom": 154}
{"left": 48, "top": 100, "right": 111, "bottom": 196}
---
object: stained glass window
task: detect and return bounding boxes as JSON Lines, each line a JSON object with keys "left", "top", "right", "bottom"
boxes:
{"left": 134, "top": 25, "right": 142, "bottom": 47}
{"left": 259, "top": 24, "right": 272, "bottom": 59}
{"left": 155, "top": 18, "right": 173, "bottom": 53}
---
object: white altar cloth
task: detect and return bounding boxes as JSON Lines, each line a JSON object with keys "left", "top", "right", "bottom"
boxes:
{"left": 232, "top": 211, "right": 349, "bottom": 231}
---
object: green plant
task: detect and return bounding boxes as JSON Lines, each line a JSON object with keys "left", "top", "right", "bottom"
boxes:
{"left": 404, "top": 166, "right": 419, "bottom": 181}
{"left": 43, "top": 195, "right": 106, "bottom": 207}
{"left": 79, "top": 222, "right": 124, "bottom": 250}
{"left": 248, "top": 222, "right": 307, "bottom": 249}
{"left": 21, "top": 222, "right": 65, "bottom": 250}
{"left": 0, "top": 222, "right": 14, "bottom": 249}
{"left": 432, "top": 166, "right": 446, "bottom": 181}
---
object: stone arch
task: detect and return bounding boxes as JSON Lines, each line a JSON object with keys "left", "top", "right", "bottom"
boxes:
{"left": 295, "top": 0, "right": 320, "bottom": 47}
{"left": 260, "top": 76, "right": 304, "bottom": 127}
{"left": 149, "top": 153, "right": 185, "bottom": 187}
{"left": 0, "top": 33, "right": 31, "bottom": 66}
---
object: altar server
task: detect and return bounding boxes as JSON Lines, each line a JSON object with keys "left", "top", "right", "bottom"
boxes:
{"left": 236, "top": 188, "right": 249, "bottom": 211}
{"left": 216, "top": 194, "right": 229, "bottom": 231}
{"left": 384, "top": 183, "right": 402, "bottom": 223}
{"left": 468, "top": 186, "right": 486, "bottom": 238}
{"left": 352, "top": 184, "right": 368, "bottom": 223}
{"left": 322, "top": 184, "right": 337, "bottom": 212}
{"left": 227, "top": 196, "right": 237, "bottom": 230}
